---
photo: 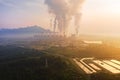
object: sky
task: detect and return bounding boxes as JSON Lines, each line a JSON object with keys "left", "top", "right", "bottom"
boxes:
{"left": 1, "top": 0, "right": 120, "bottom": 36}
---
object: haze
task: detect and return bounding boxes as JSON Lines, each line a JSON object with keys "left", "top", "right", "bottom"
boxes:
{"left": 1, "top": 0, "right": 120, "bottom": 36}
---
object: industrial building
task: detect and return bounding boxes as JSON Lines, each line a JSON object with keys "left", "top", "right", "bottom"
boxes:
{"left": 73, "top": 58, "right": 120, "bottom": 74}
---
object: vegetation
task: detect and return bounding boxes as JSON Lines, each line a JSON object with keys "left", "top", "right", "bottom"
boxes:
{"left": 0, "top": 45, "right": 86, "bottom": 80}
{"left": 45, "top": 44, "right": 120, "bottom": 59}
{"left": 0, "top": 44, "right": 120, "bottom": 80}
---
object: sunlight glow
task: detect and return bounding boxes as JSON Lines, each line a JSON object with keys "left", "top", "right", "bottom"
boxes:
{"left": 80, "top": 0, "right": 120, "bottom": 36}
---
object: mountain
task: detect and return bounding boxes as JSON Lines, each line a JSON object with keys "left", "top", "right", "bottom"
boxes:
{"left": 0, "top": 26, "right": 51, "bottom": 35}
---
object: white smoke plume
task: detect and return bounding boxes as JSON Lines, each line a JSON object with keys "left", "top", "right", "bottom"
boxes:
{"left": 75, "top": 13, "right": 82, "bottom": 35}
{"left": 45, "top": 0, "right": 84, "bottom": 35}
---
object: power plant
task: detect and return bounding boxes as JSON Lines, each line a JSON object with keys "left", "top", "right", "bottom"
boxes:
{"left": 45, "top": 0, "right": 85, "bottom": 36}
{"left": 34, "top": 32, "right": 66, "bottom": 40}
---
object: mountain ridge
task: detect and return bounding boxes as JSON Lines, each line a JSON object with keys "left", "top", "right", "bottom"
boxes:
{"left": 0, "top": 26, "right": 51, "bottom": 35}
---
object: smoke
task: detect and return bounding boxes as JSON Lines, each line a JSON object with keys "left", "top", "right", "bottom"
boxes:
{"left": 53, "top": 16, "right": 57, "bottom": 32}
{"left": 45, "top": 0, "right": 85, "bottom": 35}
{"left": 75, "top": 13, "right": 82, "bottom": 35}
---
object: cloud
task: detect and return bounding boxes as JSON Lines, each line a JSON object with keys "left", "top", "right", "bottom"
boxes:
{"left": 0, "top": 0, "right": 48, "bottom": 28}
{"left": 0, "top": 0, "right": 16, "bottom": 8}
{"left": 0, "top": 0, "right": 44, "bottom": 9}
{"left": 0, "top": 0, "right": 47, "bottom": 15}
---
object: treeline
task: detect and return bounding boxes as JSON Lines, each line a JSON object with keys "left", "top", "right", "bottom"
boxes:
{"left": 46, "top": 45, "right": 120, "bottom": 59}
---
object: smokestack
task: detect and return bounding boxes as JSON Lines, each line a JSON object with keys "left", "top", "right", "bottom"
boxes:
{"left": 53, "top": 16, "right": 57, "bottom": 32}
{"left": 75, "top": 13, "right": 82, "bottom": 35}
{"left": 50, "top": 17, "right": 53, "bottom": 31}
{"left": 45, "top": 0, "right": 85, "bottom": 36}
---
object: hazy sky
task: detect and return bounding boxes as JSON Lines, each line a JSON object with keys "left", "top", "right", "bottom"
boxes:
{"left": 1, "top": 0, "right": 120, "bottom": 36}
